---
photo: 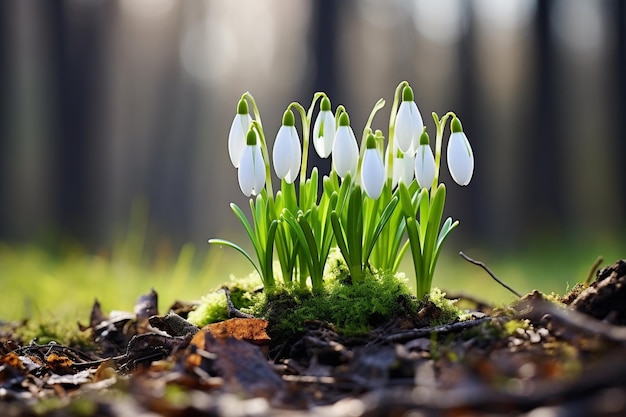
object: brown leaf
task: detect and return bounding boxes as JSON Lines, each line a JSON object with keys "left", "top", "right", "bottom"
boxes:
{"left": 186, "top": 318, "right": 270, "bottom": 369}
{"left": 45, "top": 352, "right": 74, "bottom": 375}
{"left": 198, "top": 332, "right": 284, "bottom": 399}
{"left": 134, "top": 289, "right": 159, "bottom": 321}
{"left": 191, "top": 318, "right": 270, "bottom": 348}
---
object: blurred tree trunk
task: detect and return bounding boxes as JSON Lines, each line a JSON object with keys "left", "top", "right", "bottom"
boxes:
{"left": 48, "top": 0, "right": 106, "bottom": 245}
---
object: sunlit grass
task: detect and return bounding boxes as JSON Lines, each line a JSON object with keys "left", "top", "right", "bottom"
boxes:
{"left": 1, "top": 229, "right": 623, "bottom": 322}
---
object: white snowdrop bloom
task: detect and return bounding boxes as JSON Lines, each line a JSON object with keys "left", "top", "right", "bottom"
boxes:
{"left": 414, "top": 131, "right": 436, "bottom": 189}
{"left": 447, "top": 117, "right": 474, "bottom": 186}
{"left": 272, "top": 110, "right": 301, "bottom": 183}
{"left": 394, "top": 86, "right": 423, "bottom": 154}
{"left": 228, "top": 98, "right": 252, "bottom": 168}
{"left": 361, "top": 134, "right": 386, "bottom": 199}
{"left": 332, "top": 112, "right": 359, "bottom": 178}
{"left": 238, "top": 129, "right": 266, "bottom": 197}
{"left": 312, "top": 97, "right": 336, "bottom": 158}
{"left": 388, "top": 145, "right": 415, "bottom": 188}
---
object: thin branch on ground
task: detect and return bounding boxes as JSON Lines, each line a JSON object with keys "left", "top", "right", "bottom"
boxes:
{"left": 383, "top": 316, "right": 491, "bottom": 343}
{"left": 459, "top": 251, "right": 522, "bottom": 298}
{"left": 584, "top": 256, "right": 604, "bottom": 285}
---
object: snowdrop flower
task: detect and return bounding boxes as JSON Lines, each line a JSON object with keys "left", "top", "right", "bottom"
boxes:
{"left": 414, "top": 130, "right": 436, "bottom": 189}
{"left": 394, "top": 86, "right": 423, "bottom": 154}
{"left": 332, "top": 112, "right": 359, "bottom": 178}
{"left": 238, "top": 128, "right": 266, "bottom": 197}
{"left": 312, "top": 97, "right": 335, "bottom": 158}
{"left": 447, "top": 117, "right": 474, "bottom": 186}
{"left": 228, "top": 98, "right": 252, "bottom": 168}
{"left": 361, "top": 133, "right": 385, "bottom": 199}
{"left": 272, "top": 109, "right": 301, "bottom": 183}
{"left": 388, "top": 144, "right": 415, "bottom": 189}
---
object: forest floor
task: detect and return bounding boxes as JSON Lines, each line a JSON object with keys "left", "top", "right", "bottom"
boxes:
{"left": 1, "top": 259, "right": 626, "bottom": 417}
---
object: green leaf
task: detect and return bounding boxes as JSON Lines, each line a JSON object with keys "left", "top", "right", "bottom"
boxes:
{"left": 422, "top": 183, "right": 446, "bottom": 287}
{"left": 208, "top": 238, "right": 262, "bottom": 281}
{"left": 230, "top": 203, "right": 258, "bottom": 250}
{"left": 330, "top": 210, "right": 350, "bottom": 269}
{"left": 398, "top": 182, "right": 414, "bottom": 218}
{"left": 262, "top": 220, "right": 279, "bottom": 289}
{"left": 430, "top": 217, "right": 459, "bottom": 278}
{"left": 364, "top": 196, "right": 399, "bottom": 264}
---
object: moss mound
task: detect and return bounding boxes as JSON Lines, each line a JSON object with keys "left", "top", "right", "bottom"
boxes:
{"left": 188, "top": 253, "right": 462, "bottom": 337}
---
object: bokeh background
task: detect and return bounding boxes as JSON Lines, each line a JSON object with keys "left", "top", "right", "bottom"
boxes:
{"left": 1, "top": 0, "right": 625, "bottom": 317}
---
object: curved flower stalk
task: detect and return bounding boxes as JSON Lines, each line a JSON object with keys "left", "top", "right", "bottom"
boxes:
{"left": 312, "top": 96, "right": 336, "bottom": 158}
{"left": 332, "top": 112, "right": 359, "bottom": 178}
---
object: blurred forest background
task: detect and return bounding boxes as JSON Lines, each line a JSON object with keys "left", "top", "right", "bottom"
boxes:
{"left": 1, "top": 0, "right": 625, "bottom": 275}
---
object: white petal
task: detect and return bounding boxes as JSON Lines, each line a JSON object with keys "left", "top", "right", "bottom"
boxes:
{"left": 238, "top": 145, "right": 266, "bottom": 196}
{"left": 272, "top": 126, "right": 295, "bottom": 179}
{"left": 228, "top": 114, "right": 251, "bottom": 168}
{"left": 251, "top": 145, "right": 266, "bottom": 194}
{"left": 396, "top": 152, "right": 415, "bottom": 186}
{"left": 408, "top": 101, "right": 424, "bottom": 151}
{"left": 447, "top": 131, "right": 474, "bottom": 186}
{"left": 238, "top": 146, "right": 255, "bottom": 196}
{"left": 284, "top": 128, "right": 301, "bottom": 184}
{"left": 395, "top": 102, "right": 414, "bottom": 153}
{"left": 415, "top": 144, "right": 436, "bottom": 188}
{"left": 332, "top": 126, "right": 359, "bottom": 178}
{"left": 361, "top": 149, "right": 385, "bottom": 199}
{"left": 312, "top": 111, "right": 335, "bottom": 158}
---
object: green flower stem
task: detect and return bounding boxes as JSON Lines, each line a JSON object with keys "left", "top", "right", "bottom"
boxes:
{"left": 242, "top": 92, "right": 273, "bottom": 198}
{"left": 431, "top": 111, "right": 456, "bottom": 189}
{"left": 297, "top": 92, "right": 326, "bottom": 208}
{"left": 355, "top": 99, "right": 385, "bottom": 182}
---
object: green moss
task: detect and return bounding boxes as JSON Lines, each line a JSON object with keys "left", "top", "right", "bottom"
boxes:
{"left": 187, "top": 272, "right": 264, "bottom": 327}
{"left": 189, "top": 252, "right": 463, "bottom": 337}
{"left": 187, "top": 291, "right": 228, "bottom": 327}
{"left": 14, "top": 319, "right": 94, "bottom": 348}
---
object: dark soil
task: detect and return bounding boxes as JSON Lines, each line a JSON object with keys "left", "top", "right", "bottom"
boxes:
{"left": 2, "top": 260, "right": 626, "bottom": 416}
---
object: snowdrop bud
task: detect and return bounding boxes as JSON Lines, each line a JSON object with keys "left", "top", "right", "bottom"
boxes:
{"left": 395, "top": 86, "right": 424, "bottom": 154}
{"left": 361, "top": 133, "right": 385, "bottom": 199}
{"left": 272, "top": 109, "right": 301, "bottom": 183}
{"left": 414, "top": 130, "right": 436, "bottom": 189}
{"left": 332, "top": 112, "right": 359, "bottom": 178}
{"left": 238, "top": 129, "right": 266, "bottom": 197}
{"left": 228, "top": 98, "right": 252, "bottom": 168}
{"left": 447, "top": 117, "right": 474, "bottom": 186}
{"left": 312, "top": 97, "right": 336, "bottom": 158}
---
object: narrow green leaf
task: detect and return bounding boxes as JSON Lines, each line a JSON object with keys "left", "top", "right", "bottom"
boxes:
{"left": 209, "top": 238, "right": 262, "bottom": 282}
{"left": 364, "top": 196, "right": 399, "bottom": 264}
{"left": 230, "top": 203, "right": 258, "bottom": 250}
{"left": 330, "top": 211, "right": 350, "bottom": 268}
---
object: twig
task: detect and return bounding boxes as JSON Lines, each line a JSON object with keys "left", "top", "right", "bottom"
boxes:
{"left": 222, "top": 287, "right": 255, "bottom": 319}
{"left": 459, "top": 251, "right": 522, "bottom": 298}
{"left": 521, "top": 295, "right": 626, "bottom": 344}
{"left": 383, "top": 316, "right": 491, "bottom": 343}
{"left": 584, "top": 255, "right": 604, "bottom": 285}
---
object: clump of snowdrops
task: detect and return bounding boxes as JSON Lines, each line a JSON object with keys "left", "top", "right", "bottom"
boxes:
{"left": 211, "top": 81, "right": 474, "bottom": 299}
